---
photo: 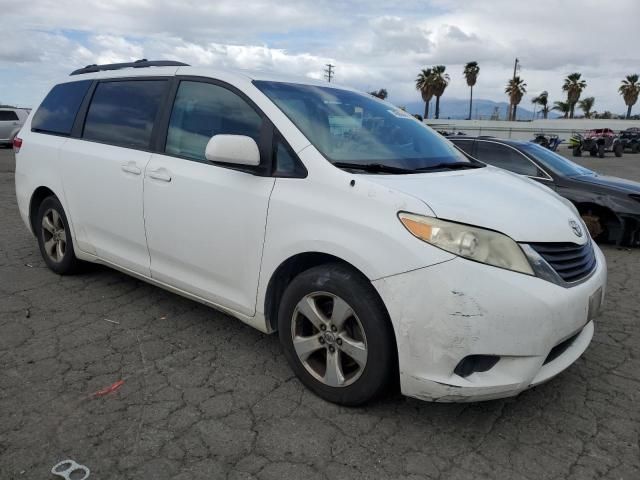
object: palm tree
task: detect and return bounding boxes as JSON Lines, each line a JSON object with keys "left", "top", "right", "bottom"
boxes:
{"left": 415, "top": 68, "right": 434, "bottom": 119}
{"left": 369, "top": 89, "right": 388, "bottom": 100}
{"left": 552, "top": 100, "right": 570, "bottom": 119}
{"left": 463, "top": 61, "right": 480, "bottom": 120}
{"left": 619, "top": 74, "right": 640, "bottom": 119}
{"left": 562, "top": 73, "right": 587, "bottom": 119}
{"left": 531, "top": 91, "right": 550, "bottom": 119}
{"left": 431, "top": 65, "right": 450, "bottom": 119}
{"left": 578, "top": 97, "right": 595, "bottom": 118}
{"left": 505, "top": 76, "right": 527, "bottom": 121}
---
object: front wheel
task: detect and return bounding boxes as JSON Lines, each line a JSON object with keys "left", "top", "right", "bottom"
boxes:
{"left": 573, "top": 147, "right": 582, "bottom": 157}
{"left": 36, "top": 196, "right": 83, "bottom": 274}
{"left": 278, "top": 263, "right": 396, "bottom": 406}
{"left": 598, "top": 144, "right": 605, "bottom": 158}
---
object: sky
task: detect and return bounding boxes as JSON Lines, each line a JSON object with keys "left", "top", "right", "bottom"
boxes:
{"left": 1, "top": 0, "right": 638, "bottom": 114}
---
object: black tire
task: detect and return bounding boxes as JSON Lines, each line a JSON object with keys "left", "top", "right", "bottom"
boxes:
{"left": 632, "top": 143, "right": 639, "bottom": 153}
{"left": 614, "top": 143, "right": 623, "bottom": 157}
{"left": 572, "top": 147, "right": 582, "bottom": 157}
{"left": 35, "top": 196, "right": 82, "bottom": 275}
{"left": 278, "top": 263, "right": 396, "bottom": 406}
{"left": 589, "top": 148, "right": 597, "bottom": 157}
{"left": 598, "top": 144, "right": 605, "bottom": 158}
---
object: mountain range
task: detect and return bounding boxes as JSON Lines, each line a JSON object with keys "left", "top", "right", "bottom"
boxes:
{"left": 402, "top": 98, "right": 557, "bottom": 121}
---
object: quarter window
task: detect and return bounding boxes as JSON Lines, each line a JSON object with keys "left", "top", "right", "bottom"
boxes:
{"left": 475, "top": 141, "right": 540, "bottom": 177}
{"left": 83, "top": 80, "right": 167, "bottom": 149}
{"left": 165, "top": 81, "right": 263, "bottom": 162}
{"left": 32, "top": 80, "right": 92, "bottom": 135}
{"left": 0, "top": 111, "right": 19, "bottom": 121}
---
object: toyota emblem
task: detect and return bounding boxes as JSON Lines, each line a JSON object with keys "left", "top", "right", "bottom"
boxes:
{"left": 569, "top": 219, "right": 583, "bottom": 237}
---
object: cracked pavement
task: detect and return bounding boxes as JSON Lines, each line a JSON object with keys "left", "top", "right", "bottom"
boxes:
{"left": 0, "top": 147, "right": 639, "bottom": 479}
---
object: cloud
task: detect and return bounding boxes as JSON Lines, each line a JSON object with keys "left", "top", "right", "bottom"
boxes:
{"left": 0, "top": 0, "right": 638, "bottom": 113}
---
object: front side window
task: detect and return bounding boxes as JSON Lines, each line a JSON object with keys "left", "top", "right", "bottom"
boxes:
{"left": 83, "top": 80, "right": 167, "bottom": 149}
{"left": 0, "top": 111, "right": 19, "bottom": 121}
{"left": 254, "top": 81, "right": 474, "bottom": 173}
{"left": 32, "top": 80, "right": 92, "bottom": 135}
{"left": 519, "top": 142, "right": 593, "bottom": 177}
{"left": 475, "top": 141, "right": 539, "bottom": 177}
{"left": 165, "top": 81, "right": 263, "bottom": 162}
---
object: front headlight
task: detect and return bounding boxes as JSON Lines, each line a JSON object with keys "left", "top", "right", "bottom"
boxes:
{"left": 398, "top": 212, "right": 534, "bottom": 275}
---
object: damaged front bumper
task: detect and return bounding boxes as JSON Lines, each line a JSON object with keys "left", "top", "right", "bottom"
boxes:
{"left": 372, "top": 245, "right": 607, "bottom": 402}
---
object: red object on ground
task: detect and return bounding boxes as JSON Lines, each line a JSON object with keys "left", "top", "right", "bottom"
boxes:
{"left": 91, "top": 380, "right": 125, "bottom": 398}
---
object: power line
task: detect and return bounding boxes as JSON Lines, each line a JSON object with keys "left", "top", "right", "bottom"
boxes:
{"left": 324, "top": 64, "right": 335, "bottom": 83}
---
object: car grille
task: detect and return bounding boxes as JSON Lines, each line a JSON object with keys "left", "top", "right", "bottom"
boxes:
{"left": 529, "top": 242, "right": 596, "bottom": 283}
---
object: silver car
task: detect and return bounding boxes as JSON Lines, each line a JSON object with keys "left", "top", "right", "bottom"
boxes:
{"left": 0, "top": 107, "right": 29, "bottom": 145}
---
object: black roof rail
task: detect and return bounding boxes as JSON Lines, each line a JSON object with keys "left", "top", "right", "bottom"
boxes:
{"left": 70, "top": 59, "right": 189, "bottom": 76}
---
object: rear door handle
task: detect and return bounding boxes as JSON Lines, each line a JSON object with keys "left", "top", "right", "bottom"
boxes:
{"left": 121, "top": 163, "right": 142, "bottom": 175}
{"left": 148, "top": 168, "right": 172, "bottom": 182}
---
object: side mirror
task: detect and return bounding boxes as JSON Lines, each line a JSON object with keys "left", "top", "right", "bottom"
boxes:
{"left": 205, "top": 134, "right": 260, "bottom": 167}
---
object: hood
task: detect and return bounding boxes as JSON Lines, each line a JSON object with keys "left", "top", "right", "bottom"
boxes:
{"left": 365, "top": 166, "right": 586, "bottom": 244}
{"left": 573, "top": 173, "right": 640, "bottom": 193}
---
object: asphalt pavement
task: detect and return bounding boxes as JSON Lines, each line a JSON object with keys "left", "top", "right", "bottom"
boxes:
{"left": 0, "top": 145, "right": 638, "bottom": 479}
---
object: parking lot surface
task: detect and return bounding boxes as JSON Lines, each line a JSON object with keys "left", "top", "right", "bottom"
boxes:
{"left": 1, "top": 146, "right": 639, "bottom": 479}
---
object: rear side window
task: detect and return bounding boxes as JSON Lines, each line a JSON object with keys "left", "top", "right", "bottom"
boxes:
{"left": 0, "top": 111, "right": 19, "bottom": 121}
{"left": 32, "top": 80, "right": 92, "bottom": 135}
{"left": 83, "top": 80, "right": 167, "bottom": 149}
{"left": 165, "top": 81, "right": 262, "bottom": 162}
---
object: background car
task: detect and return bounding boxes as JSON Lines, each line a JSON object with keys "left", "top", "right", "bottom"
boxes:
{"left": 450, "top": 136, "right": 640, "bottom": 246}
{"left": 572, "top": 128, "right": 623, "bottom": 158}
{"left": 0, "top": 106, "right": 29, "bottom": 146}
{"left": 620, "top": 127, "right": 640, "bottom": 153}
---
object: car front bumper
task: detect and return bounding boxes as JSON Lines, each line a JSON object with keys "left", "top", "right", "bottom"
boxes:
{"left": 373, "top": 244, "right": 607, "bottom": 402}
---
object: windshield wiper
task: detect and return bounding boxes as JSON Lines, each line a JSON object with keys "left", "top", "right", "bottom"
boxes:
{"left": 333, "top": 162, "right": 415, "bottom": 174}
{"left": 412, "top": 162, "right": 483, "bottom": 172}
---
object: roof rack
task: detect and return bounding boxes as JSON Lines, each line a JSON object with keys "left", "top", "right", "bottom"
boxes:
{"left": 70, "top": 59, "right": 189, "bottom": 76}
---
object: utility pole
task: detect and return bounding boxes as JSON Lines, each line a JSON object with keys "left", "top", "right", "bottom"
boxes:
{"left": 324, "top": 64, "right": 335, "bottom": 83}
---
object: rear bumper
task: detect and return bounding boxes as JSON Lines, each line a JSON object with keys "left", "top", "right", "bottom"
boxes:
{"left": 373, "top": 245, "right": 607, "bottom": 402}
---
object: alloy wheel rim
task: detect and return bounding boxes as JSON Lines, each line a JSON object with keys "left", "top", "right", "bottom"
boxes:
{"left": 41, "top": 208, "right": 67, "bottom": 263}
{"left": 291, "top": 292, "right": 368, "bottom": 387}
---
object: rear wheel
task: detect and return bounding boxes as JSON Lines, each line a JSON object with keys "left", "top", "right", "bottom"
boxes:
{"left": 598, "top": 144, "right": 605, "bottom": 158}
{"left": 36, "top": 196, "right": 82, "bottom": 274}
{"left": 278, "top": 263, "right": 396, "bottom": 406}
{"left": 573, "top": 147, "right": 582, "bottom": 157}
{"left": 589, "top": 147, "right": 597, "bottom": 157}
{"left": 614, "top": 143, "right": 623, "bottom": 157}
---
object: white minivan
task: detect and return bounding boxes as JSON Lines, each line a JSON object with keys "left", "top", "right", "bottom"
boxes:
{"left": 15, "top": 60, "right": 607, "bottom": 405}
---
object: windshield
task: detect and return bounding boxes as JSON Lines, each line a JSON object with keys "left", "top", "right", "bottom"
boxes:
{"left": 254, "top": 81, "right": 473, "bottom": 172}
{"left": 519, "top": 142, "right": 595, "bottom": 177}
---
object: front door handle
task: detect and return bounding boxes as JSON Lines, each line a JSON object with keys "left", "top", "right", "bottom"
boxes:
{"left": 121, "top": 162, "right": 142, "bottom": 175}
{"left": 148, "top": 168, "right": 172, "bottom": 182}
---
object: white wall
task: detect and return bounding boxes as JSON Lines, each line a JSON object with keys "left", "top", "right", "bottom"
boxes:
{"left": 425, "top": 119, "right": 640, "bottom": 141}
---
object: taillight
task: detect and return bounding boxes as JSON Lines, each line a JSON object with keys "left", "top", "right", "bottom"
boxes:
{"left": 13, "top": 136, "right": 22, "bottom": 154}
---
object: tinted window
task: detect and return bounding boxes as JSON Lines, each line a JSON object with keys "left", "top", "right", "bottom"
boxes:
{"left": 273, "top": 136, "right": 306, "bottom": 177}
{"left": 254, "top": 81, "right": 470, "bottom": 172}
{"left": 83, "top": 80, "right": 166, "bottom": 149}
{"left": 166, "top": 81, "right": 262, "bottom": 162}
{"left": 32, "top": 80, "right": 92, "bottom": 135}
{"left": 520, "top": 143, "right": 593, "bottom": 177}
{"left": 0, "top": 111, "right": 19, "bottom": 121}
{"left": 475, "top": 141, "right": 539, "bottom": 176}
{"left": 451, "top": 139, "right": 474, "bottom": 155}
